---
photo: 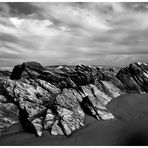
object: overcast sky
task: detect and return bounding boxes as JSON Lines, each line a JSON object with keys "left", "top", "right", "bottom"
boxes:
{"left": 0, "top": 2, "right": 148, "bottom": 67}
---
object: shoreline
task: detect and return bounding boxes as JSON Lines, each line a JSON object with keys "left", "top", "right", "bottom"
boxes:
{"left": 0, "top": 115, "right": 126, "bottom": 146}
{"left": 1, "top": 93, "right": 148, "bottom": 145}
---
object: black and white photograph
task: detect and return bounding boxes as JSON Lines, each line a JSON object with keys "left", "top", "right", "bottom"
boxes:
{"left": 0, "top": 1, "right": 148, "bottom": 146}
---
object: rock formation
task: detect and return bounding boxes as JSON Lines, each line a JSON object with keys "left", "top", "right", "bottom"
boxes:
{"left": 0, "top": 61, "right": 148, "bottom": 137}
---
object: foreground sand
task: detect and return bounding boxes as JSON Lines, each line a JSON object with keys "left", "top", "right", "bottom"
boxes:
{"left": 0, "top": 117, "right": 127, "bottom": 146}
{"left": 1, "top": 93, "right": 148, "bottom": 146}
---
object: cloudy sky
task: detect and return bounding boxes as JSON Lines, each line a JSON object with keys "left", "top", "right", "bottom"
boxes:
{"left": 1, "top": 2, "right": 148, "bottom": 67}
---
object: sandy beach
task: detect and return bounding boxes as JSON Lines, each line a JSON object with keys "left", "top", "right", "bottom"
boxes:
{"left": 1, "top": 93, "right": 148, "bottom": 146}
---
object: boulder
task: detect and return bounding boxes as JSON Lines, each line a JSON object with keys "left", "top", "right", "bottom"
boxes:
{"left": 53, "top": 88, "right": 85, "bottom": 136}
{"left": 10, "top": 62, "right": 45, "bottom": 80}
{"left": 51, "top": 119, "right": 64, "bottom": 136}
{"left": 0, "top": 102, "right": 19, "bottom": 132}
{"left": 32, "top": 117, "right": 44, "bottom": 137}
{"left": 81, "top": 84, "right": 114, "bottom": 120}
{"left": 116, "top": 67, "right": 142, "bottom": 93}
{"left": 43, "top": 109, "right": 56, "bottom": 130}
{"left": 100, "top": 81, "right": 123, "bottom": 98}
{"left": 129, "top": 63, "right": 148, "bottom": 92}
{"left": 0, "top": 78, "right": 58, "bottom": 136}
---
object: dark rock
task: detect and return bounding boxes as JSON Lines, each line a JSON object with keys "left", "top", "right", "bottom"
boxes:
{"left": 0, "top": 70, "right": 11, "bottom": 78}
{"left": 0, "top": 102, "right": 19, "bottom": 132}
{"left": 129, "top": 63, "right": 148, "bottom": 92}
{"left": 96, "top": 67, "right": 125, "bottom": 91}
{"left": 110, "top": 77, "right": 125, "bottom": 91}
{"left": 10, "top": 62, "right": 45, "bottom": 80}
{"left": 116, "top": 67, "right": 142, "bottom": 93}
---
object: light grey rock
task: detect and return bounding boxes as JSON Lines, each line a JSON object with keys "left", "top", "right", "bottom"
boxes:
{"left": 81, "top": 84, "right": 114, "bottom": 120}
{"left": 51, "top": 120, "right": 64, "bottom": 136}
{"left": 54, "top": 88, "right": 85, "bottom": 136}
{"left": 44, "top": 109, "right": 55, "bottom": 130}
{"left": 32, "top": 117, "right": 44, "bottom": 137}
{"left": 101, "top": 81, "right": 122, "bottom": 98}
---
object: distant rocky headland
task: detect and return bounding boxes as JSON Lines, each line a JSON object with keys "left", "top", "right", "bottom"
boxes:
{"left": 0, "top": 61, "right": 148, "bottom": 137}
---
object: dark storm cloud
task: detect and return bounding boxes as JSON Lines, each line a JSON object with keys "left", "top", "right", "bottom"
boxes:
{"left": 123, "top": 2, "right": 148, "bottom": 12}
{"left": 6, "top": 2, "right": 41, "bottom": 17}
{"left": 0, "top": 33, "right": 19, "bottom": 43}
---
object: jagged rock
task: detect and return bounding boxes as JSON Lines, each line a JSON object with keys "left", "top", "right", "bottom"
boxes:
{"left": 0, "top": 78, "right": 55, "bottom": 136}
{"left": 116, "top": 67, "right": 142, "bottom": 93}
{"left": 81, "top": 84, "right": 114, "bottom": 120}
{"left": 129, "top": 63, "right": 148, "bottom": 92}
{"left": 56, "top": 106, "right": 77, "bottom": 135}
{"left": 10, "top": 62, "right": 77, "bottom": 89}
{"left": 53, "top": 89, "right": 85, "bottom": 136}
{"left": 0, "top": 70, "right": 11, "bottom": 78}
{"left": 71, "top": 89, "right": 85, "bottom": 102}
{"left": 51, "top": 119, "right": 64, "bottom": 136}
{"left": 3, "top": 78, "right": 60, "bottom": 106}
{"left": 32, "top": 117, "right": 44, "bottom": 137}
{"left": 56, "top": 106, "right": 84, "bottom": 136}
{"left": 96, "top": 67, "right": 125, "bottom": 91}
{"left": 72, "top": 64, "right": 97, "bottom": 85}
{"left": 10, "top": 62, "right": 45, "bottom": 80}
{"left": 1, "top": 61, "right": 148, "bottom": 137}
{"left": 0, "top": 95, "right": 7, "bottom": 103}
{"left": 19, "top": 100, "right": 46, "bottom": 119}
{"left": 44, "top": 109, "right": 56, "bottom": 130}
{"left": 100, "top": 81, "right": 123, "bottom": 98}
{"left": 0, "top": 102, "right": 19, "bottom": 132}
{"left": 110, "top": 77, "right": 125, "bottom": 91}
{"left": 96, "top": 67, "right": 119, "bottom": 80}
{"left": 36, "top": 79, "right": 61, "bottom": 95}
{"left": 39, "top": 70, "right": 66, "bottom": 86}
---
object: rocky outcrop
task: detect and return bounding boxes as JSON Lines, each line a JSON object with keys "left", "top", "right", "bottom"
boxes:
{"left": 117, "top": 62, "right": 148, "bottom": 93}
{"left": 129, "top": 63, "right": 148, "bottom": 92}
{"left": 53, "top": 88, "right": 85, "bottom": 136}
{"left": 0, "top": 61, "right": 148, "bottom": 137}
{"left": 100, "top": 81, "right": 123, "bottom": 98}
{"left": 0, "top": 102, "right": 19, "bottom": 134}
{"left": 0, "top": 79, "right": 19, "bottom": 134}
{"left": 117, "top": 67, "right": 142, "bottom": 93}
{"left": 10, "top": 62, "right": 45, "bottom": 80}
{"left": 0, "top": 70, "right": 11, "bottom": 78}
{"left": 80, "top": 84, "right": 114, "bottom": 120}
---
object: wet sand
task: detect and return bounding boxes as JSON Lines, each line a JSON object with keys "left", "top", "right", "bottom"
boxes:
{"left": 0, "top": 116, "right": 128, "bottom": 146}
{"left": 1, "top": 93, "right": 148, "bottom": 146}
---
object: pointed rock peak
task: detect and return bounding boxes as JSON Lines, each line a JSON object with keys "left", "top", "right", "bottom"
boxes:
{"left": 137, "top": 62, "right": 141, "bottom": 65}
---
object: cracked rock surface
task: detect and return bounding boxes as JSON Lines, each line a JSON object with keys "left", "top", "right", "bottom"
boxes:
{"left": 0, "top": 61, "right": 148, "bottom": 137}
